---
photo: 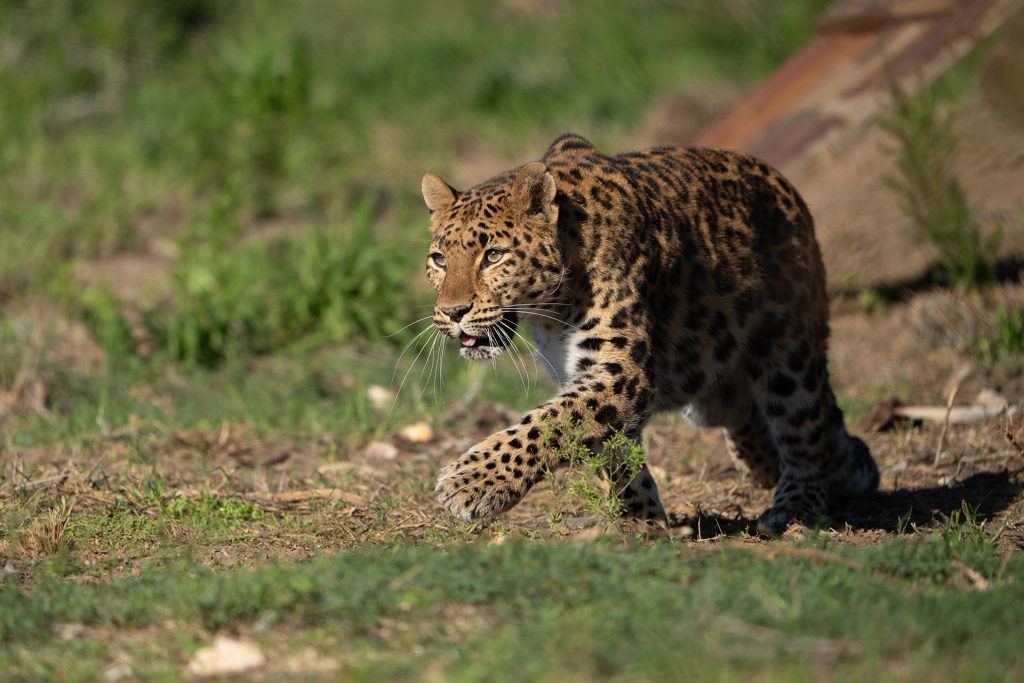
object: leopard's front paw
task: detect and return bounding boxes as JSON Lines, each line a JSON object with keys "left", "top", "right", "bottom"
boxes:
{"left": 435, "top": 448, "right": 529, "bottom": 522}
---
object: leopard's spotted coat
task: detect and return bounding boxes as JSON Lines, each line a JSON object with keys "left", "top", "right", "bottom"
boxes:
{"left": 422, "top": 134, "right": 878, "bottom": 534}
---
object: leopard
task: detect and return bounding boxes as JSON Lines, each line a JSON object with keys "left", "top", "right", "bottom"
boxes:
{"left": 421, "top": 133, "right": 879, "bottom": 535}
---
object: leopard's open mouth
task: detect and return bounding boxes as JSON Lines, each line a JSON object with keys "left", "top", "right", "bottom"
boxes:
{"left": 457, "top": 313, "right": 518, "bottom": 361}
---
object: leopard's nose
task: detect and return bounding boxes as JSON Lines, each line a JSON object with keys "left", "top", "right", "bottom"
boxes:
{"left": 441, "top": 303, "right": 472, "bottom": 322}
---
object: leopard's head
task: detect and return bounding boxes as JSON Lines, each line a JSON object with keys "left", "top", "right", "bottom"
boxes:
{"left": 421, "top": 162, "right": 564, "bottom": 360}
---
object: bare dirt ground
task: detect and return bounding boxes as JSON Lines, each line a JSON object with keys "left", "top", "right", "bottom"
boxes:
{"left": 11, "top": 280, "right": 1024, "bottom": 578}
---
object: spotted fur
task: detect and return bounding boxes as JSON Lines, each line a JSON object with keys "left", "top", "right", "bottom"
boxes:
{"left": 422, "top": 134, "right": 878, "bottom": 535}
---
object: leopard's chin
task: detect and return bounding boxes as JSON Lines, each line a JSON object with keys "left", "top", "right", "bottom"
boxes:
{"left": 459, "top": 345, "right": 504, "bottom": 361}
{"left": 453, "top": 312, "right": 518, "bottom": 362}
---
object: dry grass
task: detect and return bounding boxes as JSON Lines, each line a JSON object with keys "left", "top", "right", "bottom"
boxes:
{"left": 19, "top": 497, "right": 76, "bottom": 558}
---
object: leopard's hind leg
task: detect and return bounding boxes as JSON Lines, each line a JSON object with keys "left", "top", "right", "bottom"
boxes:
{"left": 689, "top": 377, "right": 780, "bottom": 490}
{"left": 723, "top": 401, "right": 781, "bottom": 490}
{"left": 751, "top": 341, "right": 878, "bottom": 536}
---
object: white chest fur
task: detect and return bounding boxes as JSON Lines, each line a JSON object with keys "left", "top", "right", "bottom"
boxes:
{"left": 525, "top": 320, "right": 570, "bottom": 388}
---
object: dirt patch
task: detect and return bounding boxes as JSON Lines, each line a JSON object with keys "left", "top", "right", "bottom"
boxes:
{"left": 4, "top": 284, "right": 1021, "bottom": 583}
{"left": 73, "top": 253, "right": 173, "bottom": 304}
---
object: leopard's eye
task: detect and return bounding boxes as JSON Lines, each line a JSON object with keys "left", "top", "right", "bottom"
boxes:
{"left": 484, "top": 248, "right": 506, "bottom": 265}
{"left": 429, "top": 252, "right": 446, "bottom": 269}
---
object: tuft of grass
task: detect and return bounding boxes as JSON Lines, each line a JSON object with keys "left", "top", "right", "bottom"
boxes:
{"left": 865, "top": 502, "right": 1008, "bottom": 584}
{"left": 879, "top": 80, "right": 1002, "bottom": 289}
{"left": 80, "top": 203, "right": 414, "bottom": 368}
{"left": 16, "top": 497, "right": 76, "bottom": 559}
{"left": 973, "top": 305, "right": 1024, "bottom": 372}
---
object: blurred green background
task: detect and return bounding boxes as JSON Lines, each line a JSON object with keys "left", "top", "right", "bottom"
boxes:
{"left": 0, "top": 0, "right": 830, "bottom": 443}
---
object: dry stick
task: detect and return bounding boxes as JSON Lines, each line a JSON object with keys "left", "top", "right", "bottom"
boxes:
{"left": 950, "top": 559, "right": 990, "bottom": 590}
{"left": 24, "top": 472, "right": 70, "bottom": 489}
{"left": 934, "top": 369, "right": 969, "bottom": 467}
{"left": 1006, "top": 410, "right": 1024, "bottom": 460}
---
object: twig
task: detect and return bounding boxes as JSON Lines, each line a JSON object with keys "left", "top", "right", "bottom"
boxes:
{"left": 950, "top": 559, "right": 990, "bottom": 590}
{"left": 934, "top": 366, "right": 972, "bottom": 466}
{"left": 24, "top": 472, "right": 70, "bottom": 489}
{"left": 1006, "top": 411, "right": 1024, "bottom": 460}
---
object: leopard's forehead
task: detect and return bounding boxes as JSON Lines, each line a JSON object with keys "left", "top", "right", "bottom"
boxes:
{"left": 431, "top": 173, "right": 518, "bottom": 250}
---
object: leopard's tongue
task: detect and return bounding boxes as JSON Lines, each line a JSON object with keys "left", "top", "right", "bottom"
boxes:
{"left": 459, "top": 333, "right": 479, "bottom": 347}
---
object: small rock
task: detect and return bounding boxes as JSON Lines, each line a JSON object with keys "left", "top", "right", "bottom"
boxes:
{"left": 102, "top": 663, "right": 132, "bottom": 682}
{"left": 187, "top": 636, "right": 265, "bottom": 677}
{"left": 398, "top": 421, "right": 433, "bottom": 443}
{"left": 282, "top": 646, "right": 339, "bottom": 673}
{"left": 562, "top": 515, "right": 602, "bottom": 530}
{"left": 366, "top": 385, "right": 396, "bottom": 410}
{"left": 3, "top": 562, "right": 17, "bottom": 576}
{"left": 364, "top": 440, "right": 399, "bottom": 460}
{"left": 887, "top": 460, "right": 910, "bottom": 476}
{"left": 648, "top": 465, "right": 669, "bottom": 485}
{"left": 975, "top": 388, "right": 1008, "bottom": 409}
{"left": 57, "top": 623, "right": 85, "bottom": 641}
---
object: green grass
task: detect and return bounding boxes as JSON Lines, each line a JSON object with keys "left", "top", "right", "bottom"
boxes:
{"left": 2, "top": 529, "right": 1021, "bottom": 682}
{"left": 81, "top": 201, "right": 414, "bottom": 367}
{"left": 6, "top": 4, "right": 1020, "bottom": 682}
{"left": 974, "top": 305, "right": 1024, "bottom": 372}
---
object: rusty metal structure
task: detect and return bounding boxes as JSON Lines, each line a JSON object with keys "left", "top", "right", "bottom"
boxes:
{"left": 693, "top": 0, "right": 1022, "bottom": 169}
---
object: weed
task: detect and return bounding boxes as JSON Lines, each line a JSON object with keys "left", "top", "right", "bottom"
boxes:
{"left": 867, "top": 502, "right": 1007, "bottom": 583}
{"left": 973, "top": 306, "right": 1024, "bottom": 372}
{"left": 880, "top": 80, "right": 1001, "bottom": 288}
{"left": 856, "top": 289, "right": 886, "bottom": 316}
{"left": 19, "top": 497, "right": 75, "bottom": 558}
{"left": 78, "top": 202, "right": 414, "bottom": 367}
{"left": 541, "top": 416, "right": 645, "bottom": 523}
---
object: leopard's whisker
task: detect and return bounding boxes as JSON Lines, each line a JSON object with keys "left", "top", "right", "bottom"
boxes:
{"left": 509, "top": 323, "right": 561, "bottom": 386}
{"left": 494, "top": 322, "right": 530, "bottom": 396}
{"left": 492, "top": 323, "right": 528, "bottom": 396}
{"left": 502, "top": 309, "right": 580, "bottom": 330}
{"left": 390, "top": 326, "right": 440, "bottom": 416}
{"left": 390, "top": 323, "right": 437, "bottom": 385}
{"left": 386, "top": 315, "right": 435, "bottom": 338}
{"left": 498, "top": 319, "right": 535, "bottom": 395}
{"left": 502, "top": 302, "right": 572, "bottom": 307}
{"left": 435, "top": 328, "right": 447, "bottom": 403}
{"left": 547, "top": 267, "right": 570, "bottom": 297}
{"left": 500, "top": 317, "right": 542, "bottom": 382}
{"left": 416, "top": 329, "right": 442, "bottom": 403}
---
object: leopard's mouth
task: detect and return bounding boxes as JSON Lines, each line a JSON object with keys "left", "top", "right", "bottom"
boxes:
{"left": 457, "top": 313, "right": 518, "bottom": 361}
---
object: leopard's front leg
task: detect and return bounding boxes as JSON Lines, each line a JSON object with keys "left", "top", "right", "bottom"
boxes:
{"left": 436, "top": 360, "right": 662, "bottom": 522}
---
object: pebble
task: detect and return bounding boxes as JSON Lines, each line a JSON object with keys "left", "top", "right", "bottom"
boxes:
{"left": 187, "top": 636, "right": 265, "bottom": 677}
{"left": 398, "top": 421, "right": 434, "bottom": 443}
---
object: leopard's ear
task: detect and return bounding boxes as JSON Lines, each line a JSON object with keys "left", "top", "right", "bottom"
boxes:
{"left": 421, "top": 173, "right": 457, "bottom": 214}
{"left": 511, "top": 162, "right": 557, "bottom": 222}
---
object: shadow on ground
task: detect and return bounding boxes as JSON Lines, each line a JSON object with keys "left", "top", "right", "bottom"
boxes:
{"left": 834, "top": 468, "right": 1024, "bottom": 531}
{"left": 668, "top": 469, "right": 1023, "bottom": 537}
{"left": 832, "top": 257, "right": 1024, "bottom": 303}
